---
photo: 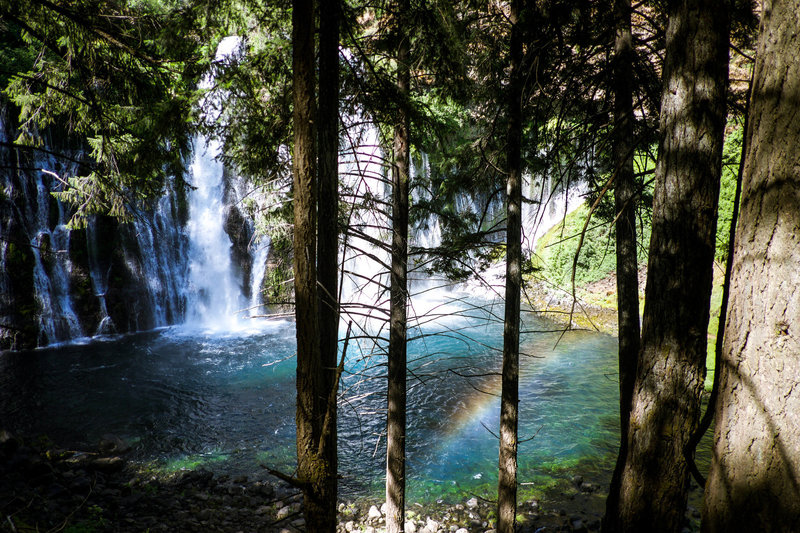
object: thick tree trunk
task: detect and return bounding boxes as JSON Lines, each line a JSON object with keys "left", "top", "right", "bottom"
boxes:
{"left": 316, "top": 0, "right": 340, "bottom": 527}
{"left": 292, "top": 1, "right": 334, "bottom": 530}
{"left": 386, "top": 1, "right": 410, "bottom": 530}
{"left": 616, "top": 0, "right": 728, "bottom": 531}
{"left": 703, "top": 2, "right": 800, "bottom": 530}
{"left": 603, "top": 0, "right": 640, "bottom": 529}
{"left": 497, "top": 0, "right": 522, "bottom": 531}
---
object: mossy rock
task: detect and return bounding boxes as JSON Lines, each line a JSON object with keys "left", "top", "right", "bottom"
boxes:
{"left": 262, "top": 233, "right": 293, "bottom": 305}
{"left": 2, "top": 234, "right": 40, "bottom": 349}
{"left": 68, "top": 229, "right": 101, "bottom": 335}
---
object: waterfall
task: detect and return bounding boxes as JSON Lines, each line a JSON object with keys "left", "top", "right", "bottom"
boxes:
{"left": 184, "top": 135, "right": 246, "bottom": 328}
{"left": 339, "top": 120, "right": 391, "bottom": 333}
{"left": 0, "top": 110, "right": 83, "bottom": 347}
{"left": 249, "top": 236, "right": 269, "bottom": 317}
{"left": 181, "top": 35, "right": 270, "bottom": 330}
{"left": 523, "top": 173, "right": 588, "bottom": 254}
{"left": 0, "top": 35, "right": 269, "bottom": 349}
{"left": 3, "top": 32, "right": 595, "bottom": 350}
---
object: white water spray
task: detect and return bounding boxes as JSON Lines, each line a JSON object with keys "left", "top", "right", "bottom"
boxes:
{"left": 185, "top": 136, "right": 244, "bottom": 329}
{"left": 183, "top": 36, "right": 271, "bottom": 331}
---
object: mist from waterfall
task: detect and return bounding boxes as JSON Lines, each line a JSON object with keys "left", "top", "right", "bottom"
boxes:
{"left": 336, "top": 118, "right": 590, "bottom": 338}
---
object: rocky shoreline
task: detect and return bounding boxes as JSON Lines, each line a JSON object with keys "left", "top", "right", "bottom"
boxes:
{"left": 525, "top": 279, "right": 620, "bottom": 336}
{"left": 1, "top": 431, "right": 607, "bottom": 533}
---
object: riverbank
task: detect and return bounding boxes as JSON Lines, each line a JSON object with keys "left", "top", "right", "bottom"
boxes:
{"left": 525, "top": 274, "right": 628, "bottom": 336}
{"left": 528, "top": 262, "right": 724, "bottom": 391}
{"left": 1, "top": 430, "right": 612, "bottom": 533}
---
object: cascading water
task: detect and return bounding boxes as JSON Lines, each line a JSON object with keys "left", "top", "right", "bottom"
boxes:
{"left": 182, "top": 35, "right": 270, "bottom": 330}
{"left": 0, "top": 34, "right": 275, "bottom": 349}
{"left": 0, "top": 109, "right": 82, "bottom": 347}
{"left": 339, "top": 119, "right": 391, "bottom": 333}
{"left": 248, "top": 237, "right": 269, "bottom": 316}
{"left": 184, "top": 135, "right": 246, "bottom": 329}
{"left": 524, "top": 173, "right": 588, "bottom": 253}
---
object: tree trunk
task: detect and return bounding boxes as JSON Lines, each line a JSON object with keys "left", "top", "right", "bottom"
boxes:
{"left": 703, "top": 2, "right": 800, "bottom": 530}
{"left": 386, "top": 0, "right": 410, "bottom": 530}
{"left": 292, "top": 1, "right": 334, "bottom": 530}
{"left": 497, "top": 0, "right": 522, "bottom": 530}
{"left": 603, "top": 0, "right": 640, "bottom": 529}
{"left": 316, "top": 0, "right": 340, "bottom": 527}
{"left": 616, "top": 0, "right": 729, "bottom": 531}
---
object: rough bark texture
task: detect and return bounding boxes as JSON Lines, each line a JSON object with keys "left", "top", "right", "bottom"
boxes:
{"left": 316, "top": 0, "right": 340, "bottom": 527}
{"left": 386, "top": 1, "right": 410, "bottom": 530}
{"left": 497, "top": 0, "right": 522, "bottom": 530}
{"left": 703, "top": 2, "right": 800, "bottom": 531}
{"left": 292, "top": 1, "right": 333, "bottom": 530}
{"left": 603, "top": 0, "right": 640, "bottom": 528}
{"left": 616, "top": 0, "right": 728, "bottom": 531}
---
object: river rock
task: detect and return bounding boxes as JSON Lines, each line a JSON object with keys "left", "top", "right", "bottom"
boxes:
{"left": 405, "top": 520, "right": 417, "bottom": 533}
{"left": 572, "top": 519, "right": 588, "bottom": 532}
{"left": 89, "top": 456, "right": 125, "bottom": 473}
{"left": 276, "top": 505, "right": 292, "bottom": 520}
{"left": 424, "top": 517, "right": 440, "bottom": 532}
{"left": 369, "top": 505, "right": 383, "bottom": 519}
{"left": 98, "top": 434, "right": 130, "bottom": 454}
{"left": 466, "top": 497, "right": 479, "bottom": 509}
{"left": 0, "top": 429, "right": 20, "bottom": 455}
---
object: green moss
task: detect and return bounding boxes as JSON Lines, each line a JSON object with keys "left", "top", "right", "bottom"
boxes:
{"left": 531, "top": 203, "right": 649, "bottom": 288}
{"left": 154, "top": 451, "right": 229, "bottom": 473}
{"left": 64, "top": 505, "right": 107, "bottom": 533}
{"left": 6, "top": 241, "right": 34, "bottom": 271}
{"left": 262, "top": 232, "right": 293, "bottom": 304}
{"left": 716, "top": 125, "right": 743, "bottom": 262}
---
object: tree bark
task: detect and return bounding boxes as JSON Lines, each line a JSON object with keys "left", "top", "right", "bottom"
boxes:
{"left": 603, "top": 0, "right": 640, "bottom": 529}
{"left": 616, "top": 0, "right": 729, "bottom": 531}
{"left": 497, "top": 0, "right": 522, "bottom": 531}
{"left": 703, "top": 2, "right": 800, "bottom": 530}
{"left": 292, "top": 1, "right": 334, "bottom": 530}
{"left": 386, "top": 0, "right": 410, "bottom": 530}
{"left": 316, "top": 0, "right": 340, "bottom": 527}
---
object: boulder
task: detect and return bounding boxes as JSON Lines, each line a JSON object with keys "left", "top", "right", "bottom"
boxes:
{"left": 276, "top": 505, "right": 292, "bottom": 521}
{"left": 98, "top": 434, "right": 130, "bottom": 455}
{"left": 368, "top": 505, "right": 383, "bottom": 520}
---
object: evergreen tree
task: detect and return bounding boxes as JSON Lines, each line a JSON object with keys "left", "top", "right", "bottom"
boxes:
{"left": 290, "top": 0, "right": 338, "bottom": 530}
{"left": 603, "top": 0, "right": 641, "bottom": 527}
{"left": 703, "top": 1, "right": 800, "bottom": 529}
{"left": 386, "top": 0, "right": 410, "bottom": 529}
{"left": 0, "top": 0, "right": 204, "bottom": 226}
{"left": 316, "top": 0, "right": 341, "bottom": 526}
{"left": 615, "top": 0, "right": 729, "bottom": 530}
{"left": 497, "top": 0, "right": 523, "bottom": 529}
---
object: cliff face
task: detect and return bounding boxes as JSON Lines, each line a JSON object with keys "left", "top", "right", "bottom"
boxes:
{"left": 0, "top": 103, "right": 189, "bottom": 351}
{"left": 0, "top": 100, "right": 278, "bottom": 351}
